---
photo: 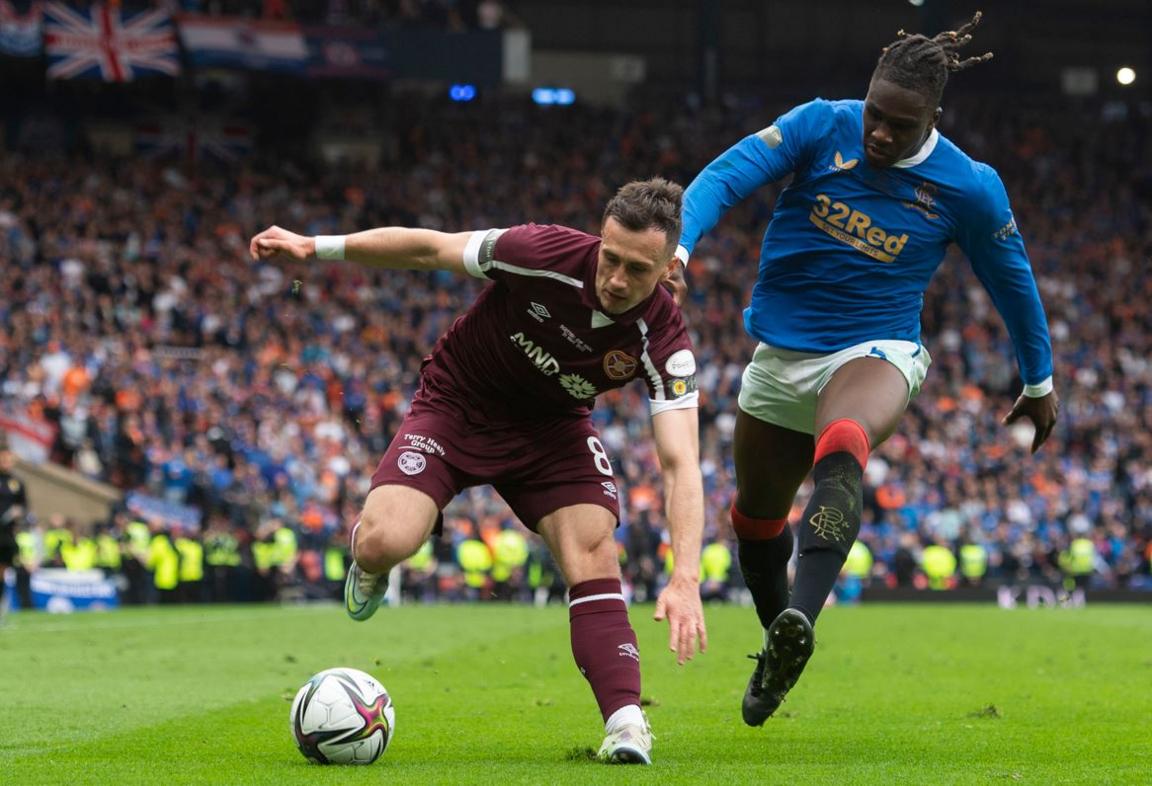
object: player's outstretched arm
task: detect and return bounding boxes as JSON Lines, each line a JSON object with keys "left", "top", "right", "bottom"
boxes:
{"left": 651, "top": 406, "right": 707, "bottom": 665}
{"left": 958, "top": 170, "right": 1058, "bottom": 455}
{"left": 249, "top": 225, "right": 473, "bottom": 274}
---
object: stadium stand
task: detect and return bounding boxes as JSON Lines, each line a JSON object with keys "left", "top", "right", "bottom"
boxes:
{"left": 2, "top": 91, "right": 1149, "bottom": 605}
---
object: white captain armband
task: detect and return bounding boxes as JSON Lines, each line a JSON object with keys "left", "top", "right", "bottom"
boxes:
{"left": 315, "top": 235, "right": 346, "bottom": 260}
{"left": 1022, "top": 377, "right": 1054, "bottom": 397}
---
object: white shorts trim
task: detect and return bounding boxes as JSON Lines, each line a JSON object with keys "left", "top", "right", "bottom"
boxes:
{"left": 737, "top": 339, "right": 932, "bottom": 435}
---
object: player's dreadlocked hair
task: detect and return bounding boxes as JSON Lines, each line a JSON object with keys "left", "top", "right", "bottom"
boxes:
{"left": 603, "top": 177, "right": 683, "bottom": 251}
{"left": 874, "top": 10, "right": 994, "bottom": 105}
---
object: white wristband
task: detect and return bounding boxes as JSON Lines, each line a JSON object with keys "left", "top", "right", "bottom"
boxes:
{"left": 674, "top": 244, "right": 689, "bottom": 267}
{"left": 1022, "top": 376, "right": 1054, "bottom": 397}
{"left": 315, "top": 235, "right": 346, "bottom": 260}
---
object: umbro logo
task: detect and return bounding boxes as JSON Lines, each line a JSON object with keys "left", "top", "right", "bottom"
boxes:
{"left": 527, "top": 302, "right": 551, "bottom": 322}
{"left": 617, "top": 643, "right": 640, "bottom": 662}
{"left": 830, "top": 151, "right": 858, "bottom": 172}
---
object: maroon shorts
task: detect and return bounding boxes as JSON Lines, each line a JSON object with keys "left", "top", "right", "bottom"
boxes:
{"left": 370, "top": 401, "right": 621, "bottom": 531}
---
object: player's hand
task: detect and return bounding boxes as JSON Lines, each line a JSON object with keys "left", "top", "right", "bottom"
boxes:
{"left": 1002, "top": 390, "right": 1059, "bottom": 454}
{"left": 249, "top": 225, "right": 315, "bottom": 262}
{"left": 661, "top": 261, "right": 688, "bottom": 307}
{"left": 653, "top": 572, "right": 707, "bottom": 665}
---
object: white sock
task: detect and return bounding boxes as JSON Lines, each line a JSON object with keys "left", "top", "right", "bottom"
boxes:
{"left": 605, "top": 704, "right": 644, "bottom": 733}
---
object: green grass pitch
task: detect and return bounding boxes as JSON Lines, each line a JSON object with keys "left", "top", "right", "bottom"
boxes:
{"left": 2, "top": 602, "right": 1148, "bottom": 784}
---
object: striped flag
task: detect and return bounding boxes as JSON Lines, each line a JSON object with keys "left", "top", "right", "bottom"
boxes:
{"left": 43, "top": 2, "right": 180, "bottom": 81}
{"left": 0, "top": 0, "right": 42, "bottom": 58}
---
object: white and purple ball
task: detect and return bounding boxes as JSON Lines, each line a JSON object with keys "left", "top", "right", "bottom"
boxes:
{"left": 290, "top": 667, "right": 395, "bottom": 765}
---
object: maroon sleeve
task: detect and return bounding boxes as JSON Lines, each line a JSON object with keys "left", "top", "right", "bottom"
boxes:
{"left": 469, "top": 224, "right": 597, "bottom": 283}
{"left": 640, "top": 292, "right": 699, "bottom": 412}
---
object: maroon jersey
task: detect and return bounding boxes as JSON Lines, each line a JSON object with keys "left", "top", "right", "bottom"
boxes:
{"left": 415, "top": 224, "right": 698, "bottom": 423}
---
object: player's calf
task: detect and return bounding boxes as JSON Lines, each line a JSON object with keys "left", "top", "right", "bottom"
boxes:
{"left": 790, "top": 419, "right": 868, "bottom": 621}
{"left": 344, "top": 520, "right": 390, "bottom": 621}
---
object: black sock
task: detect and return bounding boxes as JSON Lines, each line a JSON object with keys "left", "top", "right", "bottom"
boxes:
{"left": 790, "top": 452, "right": 863, "bottom": 624}
{"left": 737, "top": 526, "right": 794, "bottom": 632}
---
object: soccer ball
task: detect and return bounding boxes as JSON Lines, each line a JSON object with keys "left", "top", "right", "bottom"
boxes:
{"left": 290, "top": 667, "right": 396, "bottom": 765}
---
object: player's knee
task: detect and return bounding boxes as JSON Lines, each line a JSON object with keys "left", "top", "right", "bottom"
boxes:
{"left": 355, "top": 509, "right": 422, "bottom": 566}
{"left": 734, "top": 491, "right": 791, "bottom": 521}
{"left": 557, "top": 529, "right": 619, "bottom": 584}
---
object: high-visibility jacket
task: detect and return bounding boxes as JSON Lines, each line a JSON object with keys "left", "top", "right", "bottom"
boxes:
{"left": 148, "top": 533, "right": 180, "bottom": 590}
{"left": 843, "top": 540, "right": 873, "bottom": 578}
{"left": 922, "top": 545, "right": 957, "bottom": 590}
{"left": 44, "top": 528, "right": 71, "bottom": 563}
{"left": 1061, "top": 538, "right": 1095, "bottom": 576}
{"left": 175, "top": 537, "right": 205, "bottom": 583}
{"left": 273, "top": 527, "right": 298, "bottom": 566}
{"left": 61, "top": 536, "right": 98, "bottom": 571}
{"left": 325, "top": 546, "right": 348, "bottom": 581}
{"left": 126, "top": 521, "right": 152, "bottom": 560}
{"left": 491, "top": 530, "right": 529, "bottom": 582}
{"left": 701, "top": 542, "right": 733, "bottom": 583}
{"left": 405, "top": 541, "right": 433, "bottom": 572}
{"left": 16, "top": 530, "right": 39, "bottom": 566}
{"left": 95, "top": 534, "right": 122, "bottom": 570}
{"left": 457, "top": 539, "right": 492, "bottom": 589}
{"left": 959, "top": 543, "right": 987, "bottom": 579}
{"left": 205, "top": 534, "right": 242, "bottom": 567}
{"left": 252, "top": 540, "right": 277, "bottom": 572}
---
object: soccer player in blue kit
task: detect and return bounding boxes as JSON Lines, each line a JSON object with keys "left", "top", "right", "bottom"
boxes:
{"left": 675, "top": 12, "right": 1060, "bottom": 725}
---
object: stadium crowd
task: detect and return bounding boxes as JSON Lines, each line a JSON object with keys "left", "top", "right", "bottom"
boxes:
{"left": 1, "top": 92, "right": 1150, "bottom": 607}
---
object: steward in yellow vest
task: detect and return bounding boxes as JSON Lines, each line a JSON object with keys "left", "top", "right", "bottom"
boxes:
{"left": 958, "top": 541, "right": 988, "bottom": 587}
{"left": 1059, "top": 537, "right": 1096, "bottom": 590}
{"left": 175, "top": 527, "right": 205, "bottom": 603}
{"left": 147, "top": 526, "right": 180, "bottom": 603}
{"left": 457, "top": 538, "right": 492, "bottom": 598}
{"left": 491, "top": 529, "right": 529, "bottom": 601}
{"left": 204, "top": 518, "right": 242, "bottom": 603}
{"left": 921, "top": 543, "right": 957, "bottom": 590}
{"left": 701, "top": 541, "right": 733, "bottom": 601}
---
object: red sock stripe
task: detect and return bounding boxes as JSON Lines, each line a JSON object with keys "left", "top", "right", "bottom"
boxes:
{"left": 813, "top": 418, "right": 870, "bottom": 468}
{"left": 730, "top": 503, "right": 787, "bottom": 541}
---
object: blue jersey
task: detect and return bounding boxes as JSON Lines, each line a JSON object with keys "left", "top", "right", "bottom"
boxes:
{"left": 679, "top": 98, "right": 1053, "bottom": 386}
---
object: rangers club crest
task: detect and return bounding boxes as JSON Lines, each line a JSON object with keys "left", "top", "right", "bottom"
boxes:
{"left": 904, "top": 181, "right": 940, "bottom": 219}
{"left": 602, "top": 350, "right": 637, "bottom": 380}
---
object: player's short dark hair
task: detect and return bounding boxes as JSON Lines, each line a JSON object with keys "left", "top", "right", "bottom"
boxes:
{"left": 873, "top": 10, "right": 994, "bottom": 105}
{"left": 603, "top": 178, "right": 683, "bottom": 250}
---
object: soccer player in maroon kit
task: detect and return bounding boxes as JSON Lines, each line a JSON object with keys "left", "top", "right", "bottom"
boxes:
{"left": 250, "top": 179, "right": 706, "bottom": 764}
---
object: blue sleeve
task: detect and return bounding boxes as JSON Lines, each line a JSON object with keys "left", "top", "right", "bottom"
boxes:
{"left": 956, "top": 167, "right": 1054, "bottom": 386}
{"left": 679, "top": 100, "right": 827, "bottom": 259}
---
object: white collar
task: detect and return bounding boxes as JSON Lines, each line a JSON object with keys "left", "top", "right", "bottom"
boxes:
{"left": 892, "top": 128, "right": 939, "bottom": 168}
{"left": 591, "top": 310, "right": 615, "bottom": 328}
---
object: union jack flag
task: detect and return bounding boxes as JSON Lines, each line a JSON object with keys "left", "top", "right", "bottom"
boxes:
{"left": 135, "top": 119, "right": 253, "bottom": 164}
{"left": 43, "top": 2, "right": 180, "bottom": 82}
